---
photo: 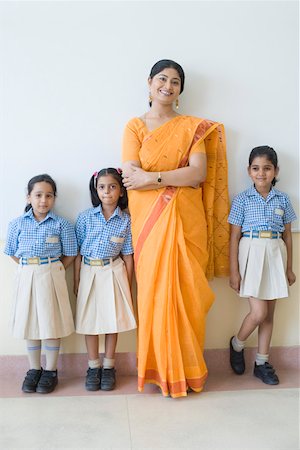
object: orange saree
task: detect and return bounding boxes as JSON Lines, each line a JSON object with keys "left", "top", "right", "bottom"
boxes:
{"left": 122, "top": 116, "right": 229, "bottom": 397}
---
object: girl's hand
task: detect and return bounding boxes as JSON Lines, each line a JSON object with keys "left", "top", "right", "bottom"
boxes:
{"left": 74, "top": 280, "right": 79, "bottom": 296}
{"left": 229, "top": 272, "right": 241, "bottom": 293}
{"left": 286, "top": 269, "right": 296, "bottom": 286}
{"left": 123, "top": 167, "right": 151, "bottom": 190}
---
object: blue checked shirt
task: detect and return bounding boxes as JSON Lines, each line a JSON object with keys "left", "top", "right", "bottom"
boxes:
{"left": 4, "top": 209, "right": 78, "bottom": 258}
{"left": 228, "top": 186, "right": 297, "bottom": 232}
{"left": 75, "top": 205, "right": 133, "bottom": 258}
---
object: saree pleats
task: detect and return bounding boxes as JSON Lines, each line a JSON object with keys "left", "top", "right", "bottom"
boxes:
{"left": 122, "top": 116, "right": 229, "bottom": 397}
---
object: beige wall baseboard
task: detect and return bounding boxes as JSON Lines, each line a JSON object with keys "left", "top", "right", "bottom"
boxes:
{"left": 1, "top": 346, "right": 298, "bottom": 377}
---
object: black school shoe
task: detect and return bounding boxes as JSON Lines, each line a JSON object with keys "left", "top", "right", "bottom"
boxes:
{"left": 101, "top": 368, "right": 116, "bottom": 391}
{"left": 22, "top": 369, "right": 43, "bottom": 393}
{"left": 85, "top": 367, "right": 101, "bottom": 391}
{"left": 36, "top": 370, "right": 58, "bottom": 394}
{"left": 253, "top": 362, "right": 279, "bottom": 385}
{"left": 229, "top": 336, "right": 245, "bottom": 375}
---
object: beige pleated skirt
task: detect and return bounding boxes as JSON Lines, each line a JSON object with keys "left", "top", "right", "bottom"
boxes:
{"left": 11, "top": 261, "right": 75, "bottom": 339}
{"left": 75, "top": 257, "right": 137, "bottom": 334}
{"left": 238, "top": 237, "right": 289, "bottom": 300}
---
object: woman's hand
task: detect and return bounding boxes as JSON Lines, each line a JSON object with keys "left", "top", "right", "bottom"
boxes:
{"left": 123, "top": 166, "right": 152, "bottom": 190}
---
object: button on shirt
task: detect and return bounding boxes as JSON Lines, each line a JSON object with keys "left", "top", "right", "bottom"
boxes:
{"left": 4, "top": 209, "right": 78, "bottom": 258}
{"left": 75, "top": 205, "right": 133, "bottom": 258}
{"left": 228, "top": 186, "right": 297, "bottom": 232}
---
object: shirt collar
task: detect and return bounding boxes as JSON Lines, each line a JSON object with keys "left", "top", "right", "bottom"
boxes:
{"left": 24, "top": 208, "right": 56, "bottom": 222}
{"left": 246, "top": 185, "right": 277, "bottom": 201}
{"left": 93, "top": 204, "right": 123, "bottom": 219}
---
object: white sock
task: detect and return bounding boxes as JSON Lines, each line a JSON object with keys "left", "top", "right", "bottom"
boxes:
{"left": 232, "top": 336, "right": 246, "bottom": 352}
{"left": 256, "top": 353, "right": 269, "bottom": 366}
{"left": 26, "top": 340, "right": 42, "bottom": 370}
{"left": 88, "top": 358, "right": 101, "bottom": 369}
{"left": 103, "top": 357, "right": 115, "bottom": 369}
{"left": 44, "top": 339, "right": 60, "bottom": 371}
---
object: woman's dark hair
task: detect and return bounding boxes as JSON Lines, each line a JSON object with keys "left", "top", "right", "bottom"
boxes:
{"left": 149, "top": 59, "right": 185, "bottom": 106}
{"left": 25, "top": 174, "right": 57, "bottom": 212}
{"left": 249, "top": 146, "right": 278, "bottom": 186}
{"left": 89, "top": 168, "right": 128, "bottom": 210}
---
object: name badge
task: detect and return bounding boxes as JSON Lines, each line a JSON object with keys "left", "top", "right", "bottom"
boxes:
{"left": 110, "top": 236, "right": 125, "bottom": 244}
{"left": 46, "top": 235, "right": 59, "bottom": 244}
{"left": 274, "top": 208, "right": 284, "bottom": 216}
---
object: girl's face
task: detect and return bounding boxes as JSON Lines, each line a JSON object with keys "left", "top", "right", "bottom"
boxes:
{"left": 96, "top": 175, "right": 123, "bottom": 209}
{"left": 148, "top": 68, "right": 181, "bottom": 106}
{"left": 248, "top": 156, "right": 278, "bottom": 192}
{"left": 27, "top": 182, "right": 55, "bottom": 220}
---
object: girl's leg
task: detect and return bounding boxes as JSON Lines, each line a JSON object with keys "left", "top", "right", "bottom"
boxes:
{"left": 44, "top": 338, "right": 61, "bottom": 370}
{"left": 254, "top": 300, "right": 279, "bottom": 385}
{"left": 26, "top": 339, "right": 42, "bottom": 369}
{"left": 101, "top": 333, "right": 118, "bottom": 391}
{"left": 257, "top": 300, "right": 276, "bottom": 355}
{"left": 85, "top": 335, "right": 101, "bottom": 391}
{"left": 230, "top": 297, "right": 268, "bottom": 375}
{"left": 22, "top": 340, "right": 43, "bottom": 393}
{"left": 35, "top": 339, "right": 60, "bottom": 394}
{"left": 237, "top": 297, "right": 269, "bottom": 341}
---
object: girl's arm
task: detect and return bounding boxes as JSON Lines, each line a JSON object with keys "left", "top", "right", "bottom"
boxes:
{"left": 122, "top": 254, "right": 134, "bottom": 289}
{"left": 73, "top": 253, "right": 82, "bottom": 296}
{"left": 10, "top": 256, "right": 19, "bottom": 264}
{"left": 61, "top": 255, "right": 76, "bottom": 270}
{"left": 229, "top": 224, "right": 242, "bottom": 293}
{"left": 282, "top": 223, "right": 296, "bottom": 285}
{"left": 122, "top": 152, "right": 207, "bottom": 191}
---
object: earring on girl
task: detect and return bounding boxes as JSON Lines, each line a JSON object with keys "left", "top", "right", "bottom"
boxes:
{"left": 175, "top": 99, "right": 179, "bottom": 109}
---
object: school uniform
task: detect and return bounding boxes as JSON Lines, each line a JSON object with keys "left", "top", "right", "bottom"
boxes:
{"left": 4, "top": 209, "right": 77, "bottom": 339}
{"left": 228, "top": 186, "right": 297, "bottom": 299}
{"left": 75, "top": 205, "right": 136, "bottom": 334}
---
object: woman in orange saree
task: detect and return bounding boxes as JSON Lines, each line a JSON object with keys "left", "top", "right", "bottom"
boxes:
{"left": 122, "top": 60, "right": 229, "bottom": 398}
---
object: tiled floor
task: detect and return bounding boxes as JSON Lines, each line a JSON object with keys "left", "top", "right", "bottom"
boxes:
{"left": 1, "top": 349, "right": 299, "bottom": 449}
{"left": 0, "top": 388, "right": 299, "bottom": 449}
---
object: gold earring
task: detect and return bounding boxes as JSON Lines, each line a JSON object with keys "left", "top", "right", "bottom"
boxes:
{"left": 149, "top": 93, "right": 153, "bottom": 104}
{"left": 175, "top": 99, "right": 179, "bottom": 109}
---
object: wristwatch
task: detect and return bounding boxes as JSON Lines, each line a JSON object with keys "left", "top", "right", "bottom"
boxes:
{"left": 157, "top": 172, "right": 162, "bottom": 183}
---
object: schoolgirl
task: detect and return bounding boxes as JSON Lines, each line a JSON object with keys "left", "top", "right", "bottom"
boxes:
{"left": 4, "top": 174, "right": 77, "bottom": 393}
{"left": 228, "top": 146, "right": 296, "bottom": 384}
{"left": 74, "top": 168, "right": 136, "bottom": 391}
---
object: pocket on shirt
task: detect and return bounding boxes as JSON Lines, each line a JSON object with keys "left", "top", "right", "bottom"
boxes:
{"left": 110, "top": 236, "right": 125, "bottom": 244}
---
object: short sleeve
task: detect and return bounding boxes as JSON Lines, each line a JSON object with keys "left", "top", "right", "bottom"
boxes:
{"left": 60, "top": 220, "right": 78, "bottom": 256}
{"left": 190, "top": 140, "right": 206, "bottom": 156}
{"left": 282, "top": 196, "right": 297, "bottom": 224}
{"left": 4, "top": 219, "right": 19, "bottom": 256}
{"left": 122, "top": 119, "right": 143, "bottom": 162}
{"left": 121, "top": 217, "right": 134, "bottom": 255}
{"left": 228, "top": 196, "right": 244, "bottom": 226}
{"left": 75, "top": 213, "right": 86, "bottom": 249}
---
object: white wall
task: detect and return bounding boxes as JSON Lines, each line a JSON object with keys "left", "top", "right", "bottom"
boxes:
{"left": 0, "top": 1, "right": 299, "bottom": 355}
{"left": 0, "top": 1, "right": 299, "bottom": 237}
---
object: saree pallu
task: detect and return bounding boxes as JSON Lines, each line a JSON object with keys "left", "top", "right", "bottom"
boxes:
{"left": 122, "top": 116, "right": 229, "bottom": 397}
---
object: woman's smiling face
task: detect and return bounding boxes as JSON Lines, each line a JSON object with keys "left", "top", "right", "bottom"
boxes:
{"left": 148, "top": 68, "right": 181, "bottom": 106}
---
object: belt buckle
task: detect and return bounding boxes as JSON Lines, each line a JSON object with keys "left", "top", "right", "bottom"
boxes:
{"left": 27, "top": 257, "right": 40, "bottom": 265}
{"left": 259, "top": 231, "right": 272, "bottom": 239}
{"left": 90, "top": 259, "right": 103, "bottom": 266}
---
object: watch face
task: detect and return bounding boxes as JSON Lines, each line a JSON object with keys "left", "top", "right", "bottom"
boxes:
{"left": 158, "top": 177, "right": 162, "bottom": 183}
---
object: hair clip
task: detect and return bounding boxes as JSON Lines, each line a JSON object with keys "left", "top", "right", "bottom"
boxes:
{"left": 117, "top": 168, "right": 123, "bottom": 175}
{"left": 93, "top": 171, "right": 98, "bottom": 188}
